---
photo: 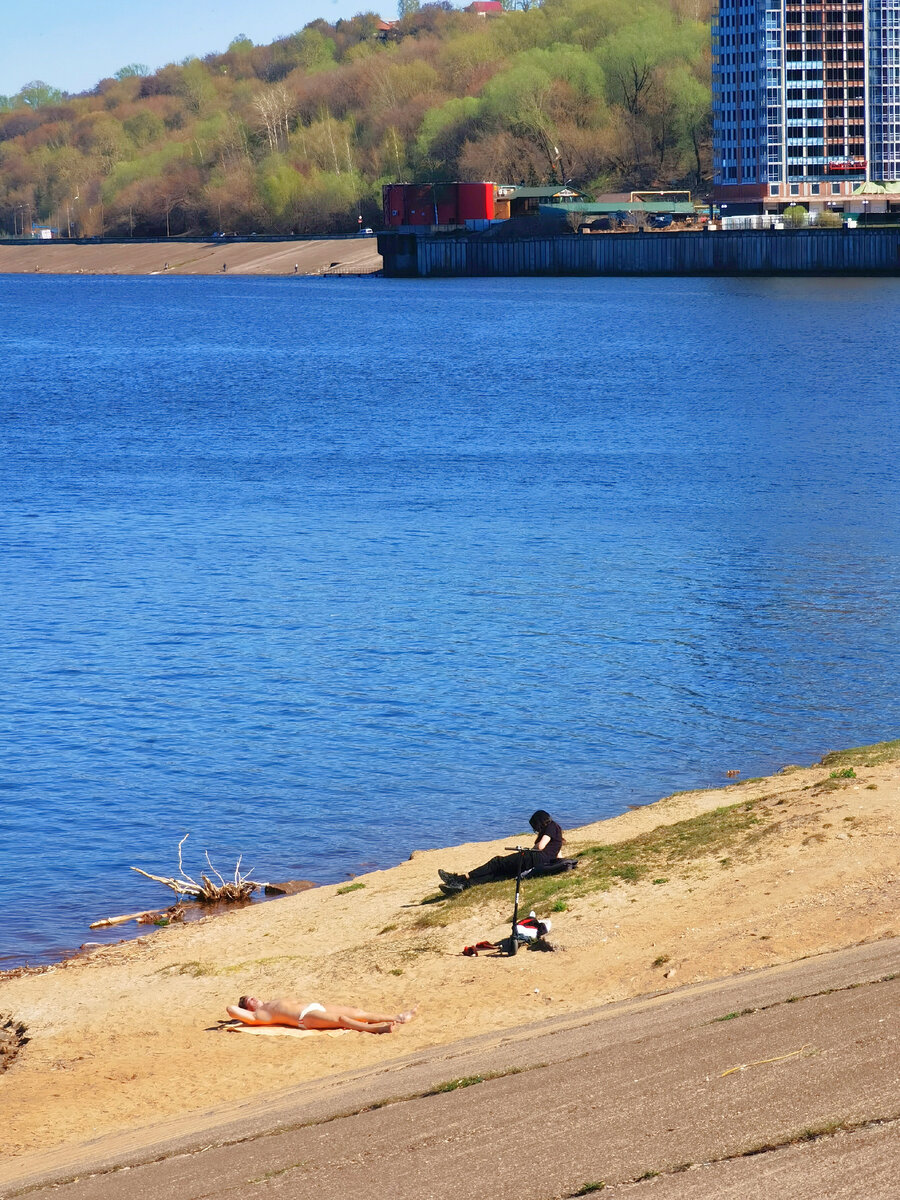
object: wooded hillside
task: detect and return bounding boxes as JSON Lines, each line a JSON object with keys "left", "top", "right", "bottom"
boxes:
{"left": 0, "top": 0, "right": 714, "bottom": 237}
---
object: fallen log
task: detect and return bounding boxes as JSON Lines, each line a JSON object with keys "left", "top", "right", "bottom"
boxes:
{"left": 90, "top": 909, "right": 160, "bottom": 930}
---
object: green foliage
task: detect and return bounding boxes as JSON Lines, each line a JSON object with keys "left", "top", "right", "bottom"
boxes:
{"left": 259, "top": 154, "right": 305, "bottom": 217}
{"left": 124, "top": 110, "right": 165, "bottom": 147}
{"left": 102, "top": 142, "right": 186, "bottom": 201}
{"left": 18, "top": 80, "right": 65, "bottom": 109}
{"left": 424, "top": 1068, "right": 522, "bottom": 1094}
{"left": 820, "top": 739, "right": 900, "bottom": 768}
{"left": 336, "top": 880, "right": 366, "bottom": 894}
{"left": 829, "top": 768, "right": 856, "bottom": 780}
{"left": 782, "top": 204, "right": 808, "bottom": 227}
{"left": 115, "top": 64, "right": 150, "bottom": 80}
{"left": 178, "top": 59, "right": 216, "bottom": 113}
{"left": 416, "top": 96, "right": 480, "bottom": 158}
{"left": 292, "top": 28, "right": 338, "bottom": 73}
{"left": 0, "top": 0, "right": 715, "bottom": 233}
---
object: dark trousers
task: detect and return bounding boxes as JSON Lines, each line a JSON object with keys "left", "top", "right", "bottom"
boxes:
{"left": 468, "top": 849, "right": 541, "bottom": 884}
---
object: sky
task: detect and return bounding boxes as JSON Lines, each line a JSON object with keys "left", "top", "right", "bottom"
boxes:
{"left": 0, "top": 0, "right": 378, "bottom": 97}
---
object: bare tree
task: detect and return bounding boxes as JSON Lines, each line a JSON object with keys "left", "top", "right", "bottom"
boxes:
{"left": 253, "top": 84, "right": 294, "bottom": 154}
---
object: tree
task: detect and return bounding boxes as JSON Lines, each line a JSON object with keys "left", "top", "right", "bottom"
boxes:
{"left": 18, "top": 81, "right": 65, "bottom": 109}
{"left": 252, "top": 85, "right": 294, "bottom": 154}
{"left": 123, "top": 110, "right": 165, "bottom": 147}
{"left": 398, "top": 0, "right": 421, "bottom": 17}
{"left": 115, "top": 64, "right": 150, "bottom": 80}
{"left": 815, "top": 208, "right": 841, "bottom": 228}
{"left": 665, "top": 66, "right": 711, "bottom": 183}
{"left": 178, "top": 59, "right": 215, "bottom": 113}
{"left": 782, "top": 204, "right": 807, "bottom": 228}
{"left": 292, "top": 28, "right": 338, "bottom": 73}
{"left": 481, "top": 60, "right": 563, "bottom": 179}
{"left": 416, "top": 95, "right": 479, "bottom": 162}
{"left": 0, "top": 0, "right": 718, "bottom": 234}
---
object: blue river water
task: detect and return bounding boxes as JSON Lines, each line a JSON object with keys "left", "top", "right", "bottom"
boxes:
{"left": 1, "top": 273, "right": 898, "bottom": 968}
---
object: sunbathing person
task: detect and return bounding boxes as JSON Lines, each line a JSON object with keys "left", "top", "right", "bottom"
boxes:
{"left": 226, "top": 996, "right": 416, "bottom": 1034}
{"left": 439, "top": 809, "right": 564, "bottom": 894}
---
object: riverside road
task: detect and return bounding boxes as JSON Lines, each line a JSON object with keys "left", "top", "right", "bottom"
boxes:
{"left": 3, "top": 938, "right": 898, "bottom": 1200}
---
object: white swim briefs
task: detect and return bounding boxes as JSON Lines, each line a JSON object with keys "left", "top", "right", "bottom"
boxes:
{"left": 299, "top": 1002, "right": 326, "bottom": 1022}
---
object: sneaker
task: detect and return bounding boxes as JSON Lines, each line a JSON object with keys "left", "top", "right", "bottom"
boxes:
{"left": 439, "top": 881, "right": 466, "bottom": 896}
{"left": 439, "top": 869, "right": 466, "bottom": 886}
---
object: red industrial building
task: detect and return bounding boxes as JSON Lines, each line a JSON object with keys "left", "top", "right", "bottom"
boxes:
{"left": 382, "top": 183, "right": 495, "bottom": 227}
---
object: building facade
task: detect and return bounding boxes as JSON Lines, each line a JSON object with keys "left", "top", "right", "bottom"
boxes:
{"left": 712, "top": 0, "right": 900, "bottom": 210}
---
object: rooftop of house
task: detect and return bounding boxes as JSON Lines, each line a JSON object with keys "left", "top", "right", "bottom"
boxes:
{"left": 497, "top": 185, "right": 586, "bottom": 200}
{"left": 541, "top": 201, "right": 696, "bottom": 216}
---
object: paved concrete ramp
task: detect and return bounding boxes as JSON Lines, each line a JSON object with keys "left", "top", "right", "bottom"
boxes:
{"left": 2, "top": 937, "right": 898, "bottom": 1199}
{"left": 0, "top": 239, "right": 382, "bottom": 276}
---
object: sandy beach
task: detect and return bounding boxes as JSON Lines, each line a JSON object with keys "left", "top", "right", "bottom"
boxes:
{"left": 0, "top": 238, "right": 382, "bottom": 276}
{"left": 1, "top": 741, "right": 897, "bottom": 1168}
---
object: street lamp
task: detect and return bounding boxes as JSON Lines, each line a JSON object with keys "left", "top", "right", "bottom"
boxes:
{"left": 862, "top": 198, "right": 869, "bottom": 227}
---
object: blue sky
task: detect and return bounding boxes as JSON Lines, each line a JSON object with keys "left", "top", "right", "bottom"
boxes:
{"left": 0, "top": 0, "right": 379, "bottom": 97}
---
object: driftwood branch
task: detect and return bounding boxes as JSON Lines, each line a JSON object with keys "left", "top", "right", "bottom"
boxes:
{"left": 177, "top": 834, "right": 197, "bottom": 888}
{"left": 205, "top": 851, "right": 227, "bottom": 888}
{"left": 131, "top": 835, "right": 261, "bottom": 904}
{"left": 90, "top": 909, "right": 159, "bottom": 929}
{"left": 90, "top": 904, "right": 187, "bottom": 929}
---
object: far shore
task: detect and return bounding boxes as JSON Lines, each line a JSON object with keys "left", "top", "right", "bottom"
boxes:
{"left": 0, "top": 238, "right": 382, "bottom": 276}
{"left": 1, "top": 740, "right": 897, "bottom": 1166}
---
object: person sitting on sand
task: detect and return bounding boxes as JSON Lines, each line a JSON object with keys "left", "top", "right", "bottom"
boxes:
{"left": 226, "top": 996, "right": 416, "bottom": 1035}
{"left": 438, "top": 809, "right": 564, "bottom": 894}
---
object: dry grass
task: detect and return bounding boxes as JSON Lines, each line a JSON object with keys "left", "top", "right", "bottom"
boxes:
{"left": 820, "top": 739, "right": 900, "bottom": 768}
{"left": 415, "top": 800, "right": 772, "bottom": 927}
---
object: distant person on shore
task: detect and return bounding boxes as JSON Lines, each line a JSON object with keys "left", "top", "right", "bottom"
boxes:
{"left": 438, "top": 810, "right": 564, "bottom": 894}
{"left": 226, "top": 996, "right": 417, "bottom": 1034}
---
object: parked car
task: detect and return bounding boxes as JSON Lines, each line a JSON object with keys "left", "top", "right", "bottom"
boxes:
{"left": 358, "top": 227, "right": 374, "bottom": 236}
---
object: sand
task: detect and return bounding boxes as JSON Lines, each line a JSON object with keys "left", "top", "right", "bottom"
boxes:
{"left": 0, "top": 238, "right": 382, "bottom": 276}
{"left": 0, "top": 746, "right": 897, "bottom": 1163}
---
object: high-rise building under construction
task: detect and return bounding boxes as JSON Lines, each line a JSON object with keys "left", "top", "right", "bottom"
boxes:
{"left": 712, "top": 0, "right": 900, "bottom": 210}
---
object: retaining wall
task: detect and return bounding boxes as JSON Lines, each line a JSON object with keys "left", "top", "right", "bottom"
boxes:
{"left": 378, "top": 228, "right": 900, "bottom": 277}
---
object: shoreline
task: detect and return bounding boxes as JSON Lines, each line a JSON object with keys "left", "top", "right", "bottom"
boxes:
{"left": 1, "top": 739, "right": 897, "bottom": 1162}
{"left": 0, "top": 238, "right": 382, "bottom": 276}
{"left": 0, "top": 757, "right": 805, "bottom": 974}
{"left": 0, "top": 881, "right": 316, "bottom": 980}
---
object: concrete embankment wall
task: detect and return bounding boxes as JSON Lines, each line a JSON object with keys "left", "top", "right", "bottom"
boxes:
{"left": 0, "top": 238, "right": 382, "bottom": 276}
{"left": 379, "top": 228, "right": 900, "bottom": 277}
